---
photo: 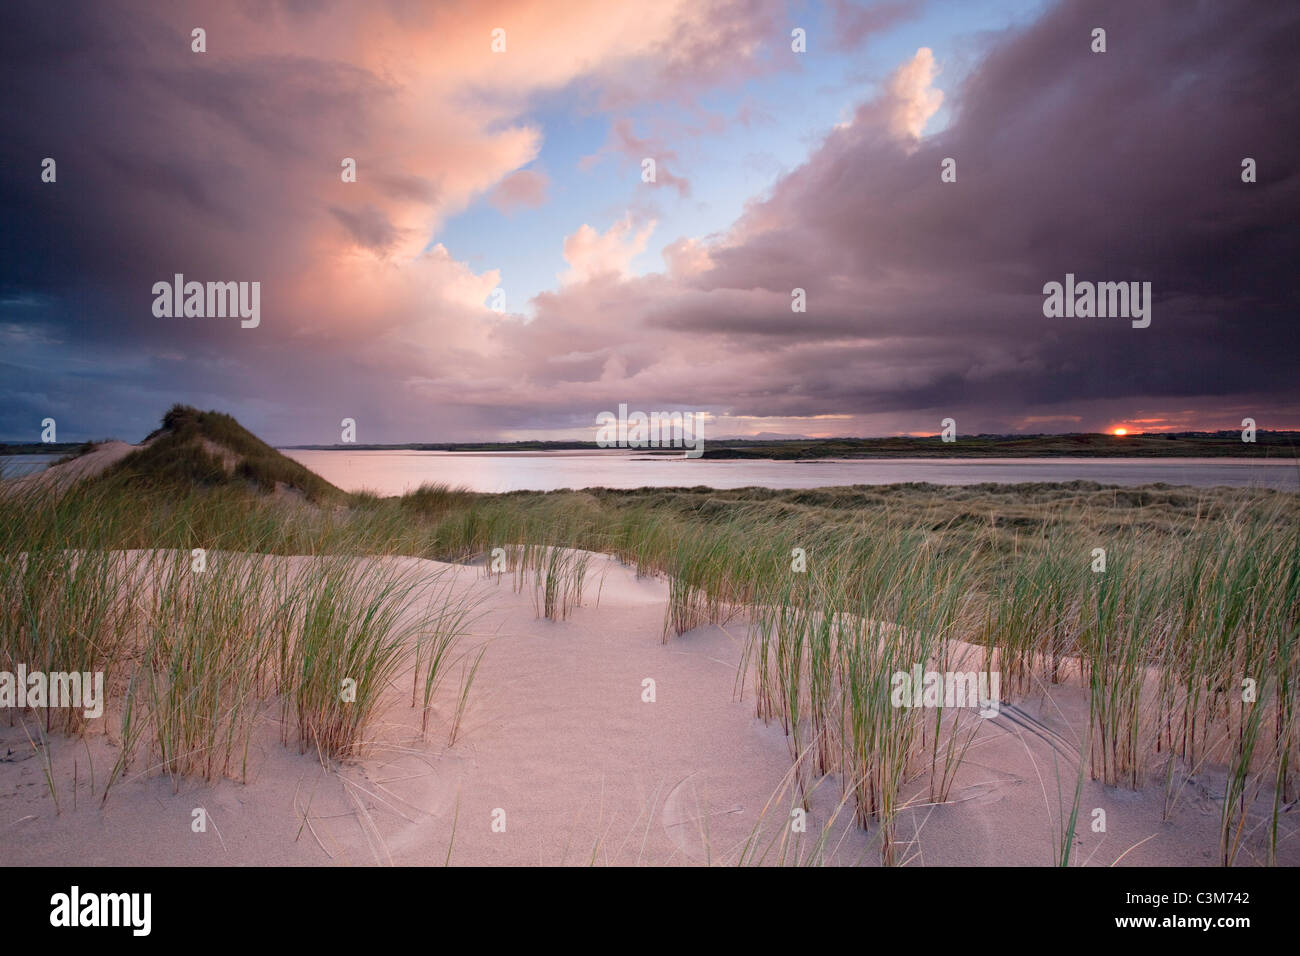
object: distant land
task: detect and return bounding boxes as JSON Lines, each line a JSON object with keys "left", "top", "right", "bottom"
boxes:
{"left": 6, "top": 431, "right": 1298, "bottom": 461}
{"left": 269, "top": 431, "right": 1300, "bottom": 459}
{"left": 0, "top": 441, "right": 91, "bottom": 456}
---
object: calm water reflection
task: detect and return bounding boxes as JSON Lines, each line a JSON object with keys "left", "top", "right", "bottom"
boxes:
{"left": 0, "top": 454, "right": 61, "bottom": 478}
{"left": 281, "top": 450, "right": 1300, "bottom": 496}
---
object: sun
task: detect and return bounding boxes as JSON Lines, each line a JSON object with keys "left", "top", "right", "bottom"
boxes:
{"left": 1112, "top": 427, "right": 1128, "bottom": 436}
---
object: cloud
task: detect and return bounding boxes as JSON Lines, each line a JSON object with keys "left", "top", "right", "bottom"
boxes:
{"left": 560, "top": 215, "right": 657, "bottom": 285}
{"left": 662, "top": 237, "right": 714, "bottom": 279}
{"left": 2, "top": 0, "right": 1297, "bottom": 442}
{"left": 884, "top": 46, "right": 943, "bottom": 142}
{"left": 489, "top": 169, "right": 549, "bottom": 212}
{"left": 583, "top": 118, "right": 692, "bottom": 197}
{"left": 329, "top": 204, "right": 407, "bottom": 253}
{"left": 499, "top": 1, "right": 1300, "bottom": 434}
{"left": 1, "top": 0, "right": 782, "bottom": 440}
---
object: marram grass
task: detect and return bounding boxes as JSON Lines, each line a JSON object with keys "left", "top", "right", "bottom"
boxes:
{"left": 3, "top": 469, "right": 1297, "bottom": 865}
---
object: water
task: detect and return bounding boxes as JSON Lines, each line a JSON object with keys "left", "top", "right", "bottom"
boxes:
{"left": 280, "top": 449, "right": 1300, "bottom": 495}
{"left": 0, "top": 454, "right": 61, "bottom": 478}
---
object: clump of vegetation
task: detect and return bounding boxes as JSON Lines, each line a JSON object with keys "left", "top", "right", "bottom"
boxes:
{"left": 99, "top": 404, "right": 344, "bottom": 502}
{"left": 1, "top": 476, "right": 482, "bottom": 802}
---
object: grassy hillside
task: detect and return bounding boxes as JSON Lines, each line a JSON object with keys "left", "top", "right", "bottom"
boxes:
{"left": 99, "top": 404, "right": 344, "bottom": 502}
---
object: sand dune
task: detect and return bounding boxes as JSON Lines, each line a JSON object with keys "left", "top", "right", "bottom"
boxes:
{"left": 1, "top": 441, "right": 139, "bottom": 497}
{"left": 2, "top": 549, "right": 1293, "bottom": 866}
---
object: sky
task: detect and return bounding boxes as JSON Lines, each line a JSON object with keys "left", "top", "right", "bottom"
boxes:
{"left": 1, "top": 0, "right": 1296, "bottom": 445}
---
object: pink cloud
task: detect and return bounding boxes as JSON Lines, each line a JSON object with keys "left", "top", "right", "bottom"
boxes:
{"left": 490, "top": 169, "right": 550, "bottom": 212}
{"left": 560, "top": 214, "right": 658, "bottom": 284}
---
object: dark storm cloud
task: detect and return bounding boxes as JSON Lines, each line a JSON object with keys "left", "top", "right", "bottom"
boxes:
{"left": 0, "top": 0, "right": 1296, "bottom": 443}
{"left": 621, "top": 0, "right": 1300, "bottom": 427}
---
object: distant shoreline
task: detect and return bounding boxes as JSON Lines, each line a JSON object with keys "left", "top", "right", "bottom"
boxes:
{"left": 275, "top": 432, "right": 1300, "bottom": 460}
{"left": 7, "top": 431, "right": 1299, "bottom": 461}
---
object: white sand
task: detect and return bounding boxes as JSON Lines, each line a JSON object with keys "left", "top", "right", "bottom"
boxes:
{"left": 1, "top": 551, "right": 1294, "bottom": 866}
{"left": 1, "top": 440, "right": 138, "bottom": 497}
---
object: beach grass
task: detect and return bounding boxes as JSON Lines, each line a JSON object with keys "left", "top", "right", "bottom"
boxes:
{"left": 4, "top": 453, "right": 1298, "bottom": 864}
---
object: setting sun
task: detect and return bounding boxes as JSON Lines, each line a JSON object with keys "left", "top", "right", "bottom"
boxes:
{"left": 1112, "top": 428, "right": 1128, "bottom": 436}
